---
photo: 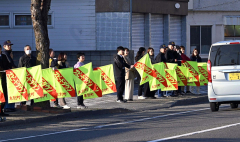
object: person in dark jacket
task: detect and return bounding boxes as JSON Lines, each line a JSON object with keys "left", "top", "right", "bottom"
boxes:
{"left": 155, "top": 45, "right": 166, "bottom": 98}
{"left": 114, "top": 46, "right": 132, "bottom": 103}
{"left": 135, "top": 47, "right": 146, "bottom": 100}
{"left": 175, "top": 45, "right": 183, "bottom": 96}
{"left": 165, "top": 42, "right": 177, "bottom": 63}
{"left": 143, "top": 47, "right": 156, "bottom": 99}
{"left": 2, "top": 40, "right": 16, "bottom": 112}
{"left": 0, "top": 44, "right": 13, "bottom": 116}
{"left": 155, "top": 44, "right": 167, "bottom": 63}
{"left": 19, "top": 45, "right": 36, "bottom": 106}
{"left": 190, "top": 48, "right": 202, "bottom": 62}
{"left": 165, "top": 41, "right": 177, "bottom": 97}
{"left": 190, "top": 48, "right": 202, "bottom": 95}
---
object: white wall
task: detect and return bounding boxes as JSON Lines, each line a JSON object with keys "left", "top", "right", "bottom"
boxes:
{"left": 0, "top": 0, "right": 96, "bottom": 51}
{"left": 187, "top": 11, "right": 240, "bottom": 58}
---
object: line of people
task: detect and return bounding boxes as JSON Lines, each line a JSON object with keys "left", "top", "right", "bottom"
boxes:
{"left": 114, "top": 41, "right": 202, "bottom": 103}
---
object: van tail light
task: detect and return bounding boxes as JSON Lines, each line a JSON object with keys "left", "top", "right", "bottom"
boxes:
{"left": 207, "top": 60, "right": 212, "bottom": 83}
{"left": 230, "top": 42, "right": 240, "bottom": 44}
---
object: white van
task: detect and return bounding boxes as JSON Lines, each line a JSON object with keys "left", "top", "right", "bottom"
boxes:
{"left": 208, "top": 40, "right": 240, "bottom": 111}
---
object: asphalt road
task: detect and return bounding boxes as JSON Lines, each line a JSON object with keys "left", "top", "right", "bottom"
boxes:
{"left": 0, "top": 103, "right": 240, "bottom": 142}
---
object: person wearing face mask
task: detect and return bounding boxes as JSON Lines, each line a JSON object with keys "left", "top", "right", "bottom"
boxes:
{"left": 2, "top": 40, "right": 17, "bottom": 112}
{"left": 18, "top": 45, "right": 36, "bottom": 106}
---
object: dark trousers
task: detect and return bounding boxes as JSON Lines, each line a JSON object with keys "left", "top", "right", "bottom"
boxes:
{"left": 21, "top": 100, "right": 34, "bottom": 106}
{"left": 138, "top": 84, "right": 144, "bottom": 96}
{"left": 116, "top": 76, "right": 125, "bottom": 101}
{"left": 1, "top": 76, "right": 7, "bottom": 113}
{"left": 144, "top": 83, "right": 155, "bottom": 97}
{"left": 77, "top": 95, "right": 84, "bottom": 105}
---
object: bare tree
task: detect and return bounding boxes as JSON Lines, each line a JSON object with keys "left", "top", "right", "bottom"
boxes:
{"left": 31, "top": 0, "right": 51, "bottom": 108}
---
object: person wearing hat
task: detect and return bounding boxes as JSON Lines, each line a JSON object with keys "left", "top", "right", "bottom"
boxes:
{"left": 155, "top": 44, "right": 167, "bottom": 98}
{"left": 2, "top": 40, "right": 16, "bottom": 112}
{"left": 165, "top": 41, "right": 177, "bottom": 97}
{"left": 0, "top": 44, "right": 13, "bottom": 116}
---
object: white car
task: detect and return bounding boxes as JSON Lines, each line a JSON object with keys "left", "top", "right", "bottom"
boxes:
{"left": 208, "top": 40, "right": 240, "bottom": 111}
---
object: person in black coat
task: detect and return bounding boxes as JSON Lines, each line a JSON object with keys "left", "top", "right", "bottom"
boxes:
{"left": 144, "top": 47, "right": 156, "bottom": 99}
{"left": 0, "top": 44, "right": 13, "bottom": 116}
{"left": 135, "top": 47, "right": 146, "bottom": 99}
{"left": 165, "top": 41, "right": 177, "bottom": 97}
{"left": 190, "top": 48, "right": 202, "bottom": 62}
{"left": 2, "top": 40, "right": 16, "bottom": 113}
{"left": 155, "top": 45, "right": 167, "bottom": 98}
{"left": 18, "top": 45, "right": 36, "bottom": 106}
{"left": 155, "top": 45, "right": 167, "bottom": 63}
{"left": 114, "top": 46, "right": 132, "bottom": 103}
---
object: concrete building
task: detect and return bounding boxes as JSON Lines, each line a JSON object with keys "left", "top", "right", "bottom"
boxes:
{"left": 0, "top": 0, "right": 189, "bottom": 67}
{"left": 187, "top": 0, "right": 240, "bottom": 61}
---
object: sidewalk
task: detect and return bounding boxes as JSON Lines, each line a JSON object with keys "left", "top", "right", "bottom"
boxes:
{"left": 2, "top": 85, "right": 208, "bottom": 127}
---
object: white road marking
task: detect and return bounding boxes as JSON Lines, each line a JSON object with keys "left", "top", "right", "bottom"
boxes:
{"left": 148, "top": 122, "right": 240, "bottom": 142}
{"left": 0, "top": 107, "right": 211, "bottom": 142}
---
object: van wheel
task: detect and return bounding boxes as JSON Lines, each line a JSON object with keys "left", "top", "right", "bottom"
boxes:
{"left": 230, "top": 103, "right": 238, "bottom": 109}
{"left": 210, "top": 102, "right": 219, "bottom": 112}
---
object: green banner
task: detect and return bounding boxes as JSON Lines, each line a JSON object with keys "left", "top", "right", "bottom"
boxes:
{"left": 94, "top": 64, "right": 117, "bottom": 95}
{"left": 26, "top": 65, "right": 44, "bottom": 100}
{"left": 198, "top": 63, "right": 208, "bottom": 86}
{"left": 6, "top": 67, "right": 28, "bottom": 103}
{"left": 149, "top": 62, "right": 168, "bottom": 91}
{"left": 34, "top": 68, "right": 58, "bottom": 103}
{"left": 182, "top": 61, "right": 199, "bottom": 83}
{"left": 176, "top": 66, "right": 188, "bottom": 86}
{"left": 162, "top": 69, "right": 178, "bottom": 91}
{"left": 0, "top": 79, "right": 5, "bottom": 103}
{"left": 134, "top": 54, "right": 155, "bottom": 85}
{"left": 54, "top": 68, "right": 75, "bottom": 98}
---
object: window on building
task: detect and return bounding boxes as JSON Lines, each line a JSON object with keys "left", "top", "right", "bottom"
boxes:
{"left": 190, "top": 26, "right": 212, "bottom": 54}
{"left": 0, "top": 15, "right": 9, "bottom": 26}
{"left": 14, "top": 14, "right": 52, "bottom": 26}
{"left": 224, "top": 25, "right": 240, "bottom": 40}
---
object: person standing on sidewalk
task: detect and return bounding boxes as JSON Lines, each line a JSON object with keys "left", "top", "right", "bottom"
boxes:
{"left": 18, "top": 45, "right": 36, "bottom": 106}
{"left": 123, "top": 48, "right": 135, "bottom": 101}
{"left": 180, "top": 46, "right": 192, "bottom": 95}
{"left": 2, "top": 40, "right": 16, "bottom": 112}
{"left": 114, "top": 46, "right": 132, "bottom": 103}
{"left": 175, "top": 45, "right": 183, "bottom": 96}
{"left": 49, "top": 49, "right": 62, "bottom": 108}
{"left": 165, "top": 41, "right": 177, "bottom": 97}
{"left": 0, "top": 45, "right": 13, "bottom": 116}
{"left": 74, "top": 52, "right": 88, "bottom": 109}
{"left": 135, "top": 47, "right": 146, "bottom": 99}
{"left": 155, "top": 45, "right": 167, "bottom": 98}
{"left": 143, "top": 48, "right": 156, "bottom": 99}
{"left": 190, "top": 48, "right": 202, "bottom": 95}
{"left": 57, "top": 52, "right": 71, "bottom": 109}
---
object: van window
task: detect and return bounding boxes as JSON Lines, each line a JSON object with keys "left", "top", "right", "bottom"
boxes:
{"left": 210, "top": 44, "right": 240, "bottom": 66}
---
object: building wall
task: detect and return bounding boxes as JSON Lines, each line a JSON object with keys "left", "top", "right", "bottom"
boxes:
{"left": 0, "top": 0, "right": 96, "bottom": 51}
{"left": 187, "top": 11, "right": 240, "bottom": 59}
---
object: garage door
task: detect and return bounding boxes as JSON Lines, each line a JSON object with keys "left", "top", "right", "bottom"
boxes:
{"left": 170, "top": 15, "right": 182, "bottom": 46}
{"left": 132, "top": 13, "right": 145, "bottom": 57}
{"left": 151, "top": 14, "right": 164, "bottom": 53}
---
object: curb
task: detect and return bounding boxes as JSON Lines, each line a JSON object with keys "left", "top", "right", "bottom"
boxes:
{"left": 0, "top": 108, "right": 131, "bottom": 127}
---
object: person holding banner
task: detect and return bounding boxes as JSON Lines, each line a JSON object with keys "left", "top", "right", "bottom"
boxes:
{"left": 123, "top": 48, "right": 135, "bottom": 101}
{"left": 18, "top": 45, "right": 36, "bottom": 106}
{"left": 175, "top": 45, "right": 183, "bottom": 96}
{"left": 74, "top": 52, "right": 87, "bottom": 109}
{"left": 190, "top": 48, "right": 202, "bottom": 95}
{"left": 180, "top": 46, "right": 192, "bottom": 94}
{"left": 135, "top": 47, "right": 146, "bottom": 99}
{"left": 2, "top": 40, "right": 16, "bottom": 113}
{"left": 165, "top": 42, "right": 177, "bottom": 97}
{"left": 49, "top": 49, "right": 62, "bottom": 108}
{"left": 57, "top": 52, "right": 71, "bottom": 109}
{"left": 0, "top": 45, "right": 13, "bottom": 116}
{"left": 114, "top": 46, "right": 132, "bottom": 103}
{"left": 155, "top": 45, "right": 167, "bottom": 98}
{"left": 144, "top": 47, "right": 156, "bottom": 99}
